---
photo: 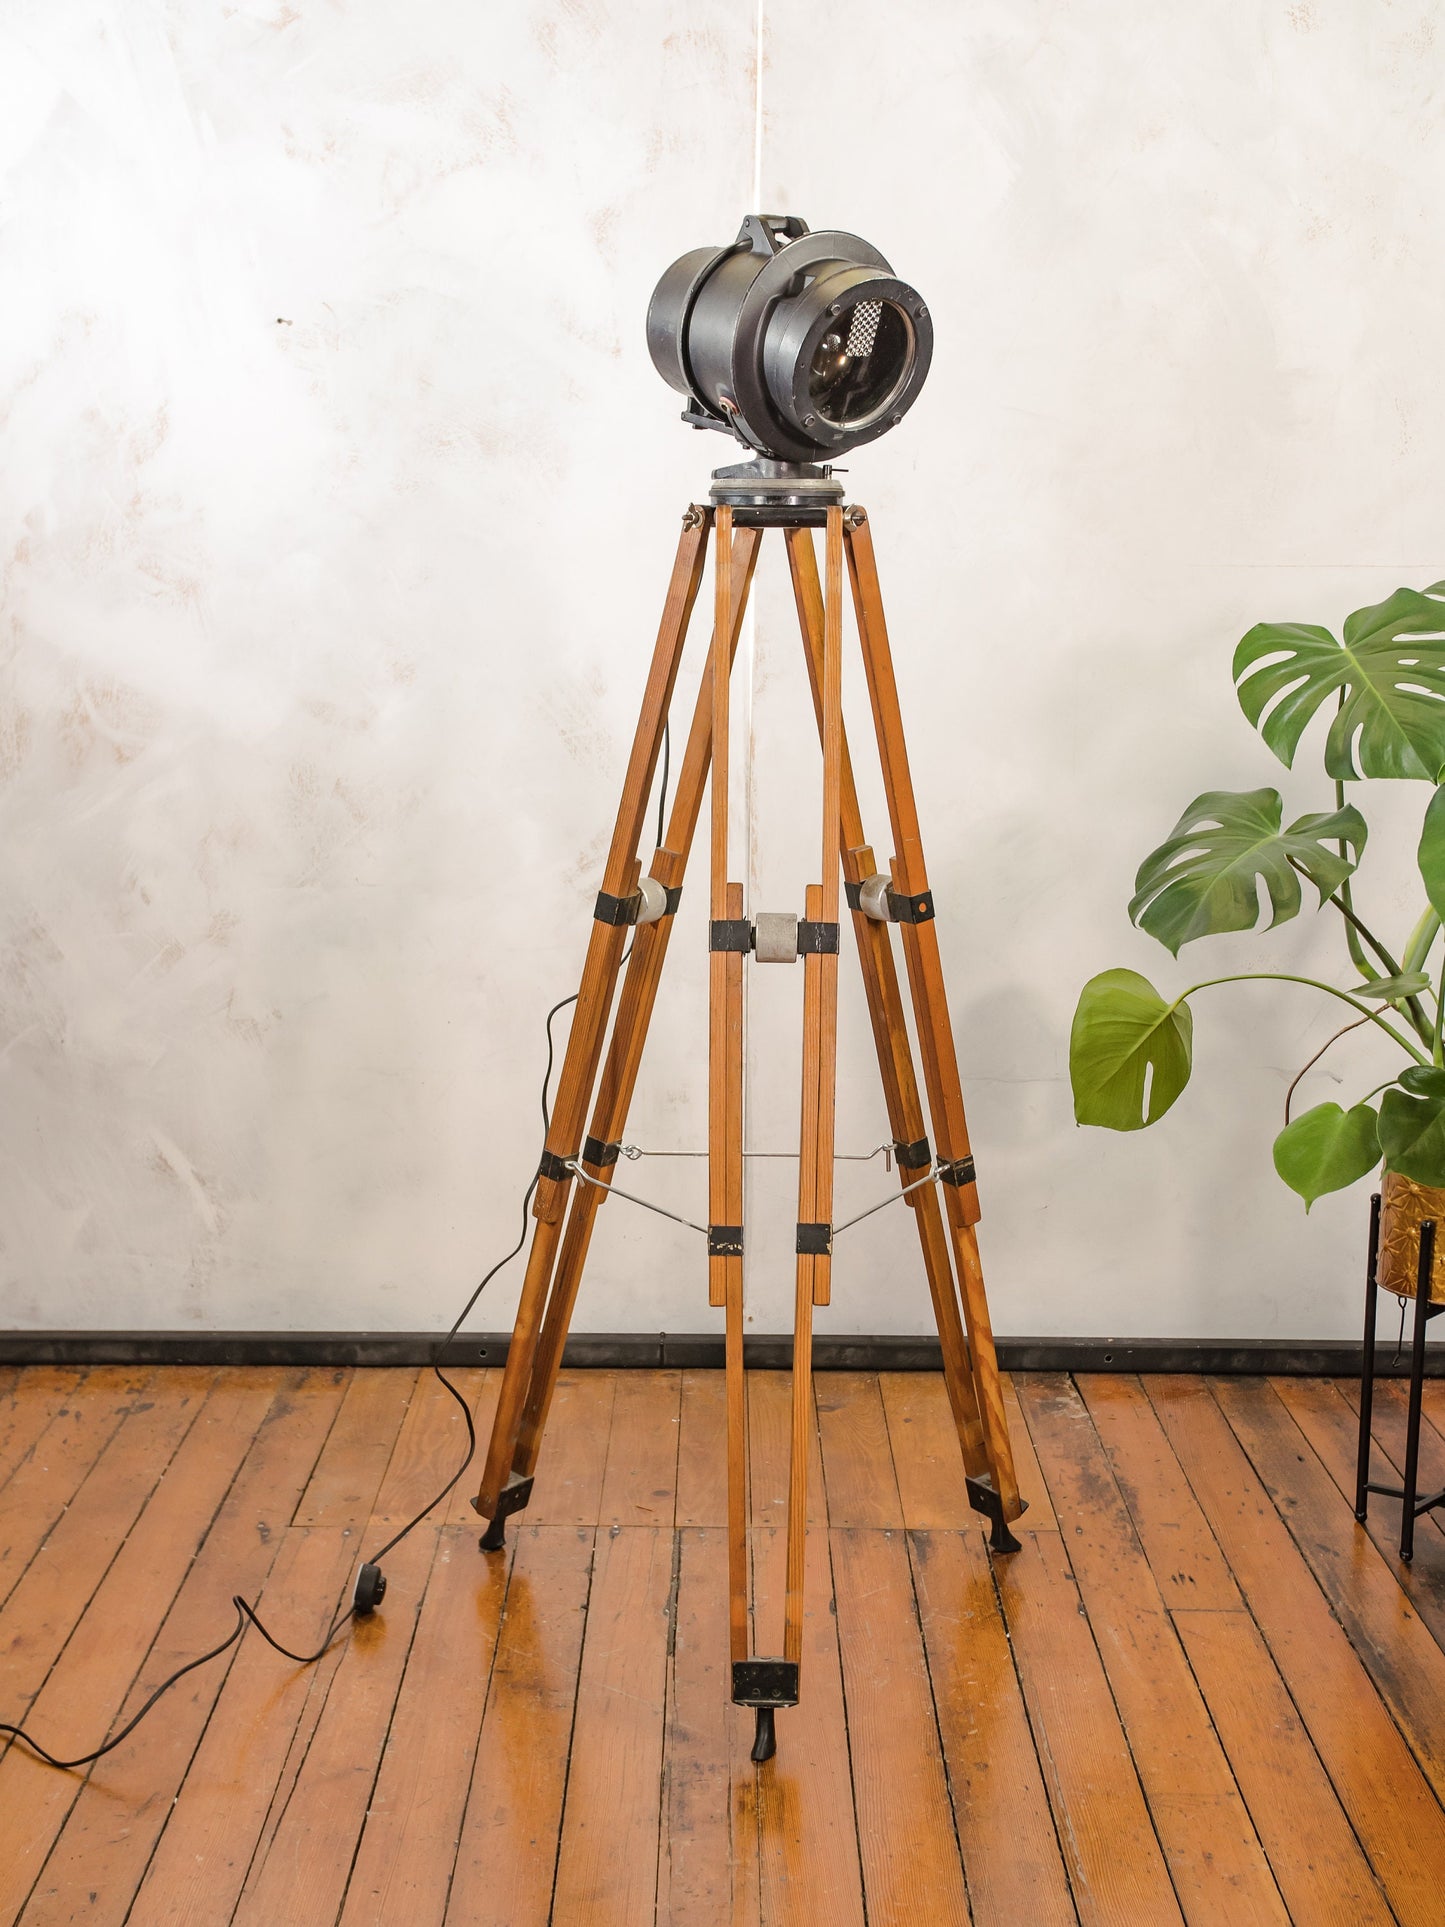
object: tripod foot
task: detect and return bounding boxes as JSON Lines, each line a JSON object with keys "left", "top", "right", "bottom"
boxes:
{"left": 751, "top": 1706, "right": 777, "bottom": 1763}
{"left": 967, "top": 1475, "right": 1027, "bottom": 1555}
{"left": 473, "top": 1471, "right": 535, "bottom": 1555}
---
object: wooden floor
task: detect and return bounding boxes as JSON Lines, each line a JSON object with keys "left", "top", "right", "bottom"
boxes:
{"left": 2, "top": 1367, "right": 1445, "bottom": 1923}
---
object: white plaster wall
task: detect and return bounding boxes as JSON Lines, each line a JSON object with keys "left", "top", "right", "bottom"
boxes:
{"left": 1, "top": 1, "right": 1440, "bottom": 1339}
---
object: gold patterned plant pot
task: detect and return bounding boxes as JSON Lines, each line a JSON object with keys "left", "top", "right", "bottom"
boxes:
{"left": 1378, "top": 1170, "right": 1445, "bottom": 1304}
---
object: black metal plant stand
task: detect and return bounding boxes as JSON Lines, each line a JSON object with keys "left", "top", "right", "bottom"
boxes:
{"left": 1355, "top": 1193, "right": 1445, "bottom": 1562}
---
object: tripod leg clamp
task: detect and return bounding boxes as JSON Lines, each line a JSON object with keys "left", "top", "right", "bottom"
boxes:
{"left": 710, "top": 919, "right": 754, "bottom": 952}
{"left": 594, "top": 888, "right": 642, "bottom": 926}
{"left": 938, "top": 1155, "right": 977, "bottom": 1188}
{"left": 732, "top": 1658, "right": 799, "bottom": 1707}
{"left": 796, "top": 920, "right": 839, "bottom": 954}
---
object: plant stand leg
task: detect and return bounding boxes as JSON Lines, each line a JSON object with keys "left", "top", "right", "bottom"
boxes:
{"left": 1355, "top": 1191, "right": 1382, "bottom": 1523}
{"left": 1401, "top": 1218, "right": 1436, "bottom": 1563}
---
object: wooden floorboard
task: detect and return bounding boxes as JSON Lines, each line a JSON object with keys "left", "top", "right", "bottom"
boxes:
{"left": 3, "top": 1364, "right": 1445, "bottom": 1923}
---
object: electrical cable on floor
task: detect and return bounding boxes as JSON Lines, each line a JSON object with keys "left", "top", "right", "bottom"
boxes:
{"left": 0, "top": 717, "right": 673, "bottom": 1774}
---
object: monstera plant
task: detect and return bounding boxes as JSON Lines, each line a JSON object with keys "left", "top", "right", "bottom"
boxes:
{"left": 1071, "top": 581, "right": 1445, "bottom": 1209}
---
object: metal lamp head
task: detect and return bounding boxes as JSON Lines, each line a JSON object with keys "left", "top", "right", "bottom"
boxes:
{"left": 647, "top": 214, "right": 933, "bottom": 470}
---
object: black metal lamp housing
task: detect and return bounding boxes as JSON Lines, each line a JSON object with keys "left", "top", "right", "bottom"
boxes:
{"left": 647, "top": 214, "right": 932, "bottom": 465}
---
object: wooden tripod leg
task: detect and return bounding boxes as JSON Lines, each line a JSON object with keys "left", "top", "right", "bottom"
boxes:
{"left": 780, "top": 510, "right": 845, "bottom": 1712}
{"left": 784, "top": 528, "right": 990, "bottom": 1483}
{"left": 474, "top": 508, "right": 710, "bottom": 1535}
{"left": 707, "top": 511, "right": 750, "bottom": 1700}
{"left": 511, "top": 528, "right": 763, "bottom": 1480}
{"left": 844, "top": 507, "right": 1022, "bottom": 1530}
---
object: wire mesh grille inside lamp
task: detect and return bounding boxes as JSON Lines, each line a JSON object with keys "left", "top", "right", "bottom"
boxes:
{"left": 845, "top": 300, "right": 882, "bottom": 359}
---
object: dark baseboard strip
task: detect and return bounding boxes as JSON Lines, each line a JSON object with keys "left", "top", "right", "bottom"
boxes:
{"left": 0, "top": 1330, "right": 1438, "bottom": 1376}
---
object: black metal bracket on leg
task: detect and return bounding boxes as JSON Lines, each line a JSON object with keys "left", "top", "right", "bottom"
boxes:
{"left": 732, "top": 1658, "right": 798, "bottom": 1764}
{"left": 472, "top": 1471, "right": 534, "bottom": 1553}
{"left": 967, "top": 1475, "right": 1027, "bottom": 1554}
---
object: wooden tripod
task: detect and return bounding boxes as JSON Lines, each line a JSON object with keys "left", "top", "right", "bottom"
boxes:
{"left": 473, "top": 497, "right": 1024, "bottom": 1761}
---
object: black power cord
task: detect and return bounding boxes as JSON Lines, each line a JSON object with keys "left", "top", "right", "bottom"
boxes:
{"left": 0, "top": 720, "right": 672, "bottom": 1774}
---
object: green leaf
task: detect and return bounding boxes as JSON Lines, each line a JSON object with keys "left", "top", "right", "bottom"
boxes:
{"left": 1128, "top": 789, "right": 1365, "bottom": 956}
{"left": 1234, "top": 585, "right": 1445, "bottom": 780}
{"left": 1419, "top": 784, "right": 1445, "bottom": 924}
{"left": 1070, "top": 969, "right": 1193, "bottom": 1130}
{"left": 1272, "top": 1103, "right": 1380, "bottom": 1209}
{"left": 1355, "top": 970, "right": 1432, "bottom": 1003}
{"left": 1380, "top": 1081, "right": 1445, "bottom": 1186}
{"left": 1399, "top": 1065, "right": 1445, "bottom": 1097}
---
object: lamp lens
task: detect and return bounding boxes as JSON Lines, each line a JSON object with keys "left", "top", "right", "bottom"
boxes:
{"left": 807, "top": 299, "right": 913, "bottom": 428}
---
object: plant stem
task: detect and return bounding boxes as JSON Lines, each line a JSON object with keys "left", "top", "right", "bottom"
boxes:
{"left": 1327, "top": 893, "right": 1432, "bottom": 1039}
{"left": 1284, "top": 1014, "right": 1372, "bottom": 1125}
{"left": 1290, "top": 858, "right": 1431, "bottom": 1042}
{"left": 1334, "top": 771, "right": 1374, "bottom": 979}
{"left": 1404, "top": 907, "right": 1441, "bottom": 975}
{"left": 1316, "top": 880, "right": 1401, "bottom": 977}
{"left": 1172, "top": 973, "right": 1431, "bottom": 1064}
{"left": 1354, "top": 1077, "right": 1400, "bottom": 1108}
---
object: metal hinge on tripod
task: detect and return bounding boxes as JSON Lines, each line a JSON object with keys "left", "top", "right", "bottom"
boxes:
{"left": 595, "top": 883, "right": 683, "bottom": 926}
{"left": 844, "top": 877, "right": 935, "bottom": 924}
{"left": 710, "top": 915, "right": 838, "bottom": 957}
{"left": 708, "top": 1224, "right": 744, "bottom": 1256}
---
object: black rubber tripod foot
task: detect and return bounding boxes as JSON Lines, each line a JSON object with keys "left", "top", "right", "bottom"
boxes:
{"left": 479, "top": 1515, "right": 507, "bottom": 1552}
{"left": 751, "top": 1706, "right": 777, "bottom": 1763}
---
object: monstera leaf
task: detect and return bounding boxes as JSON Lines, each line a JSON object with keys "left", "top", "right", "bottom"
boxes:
{"left": 1419, "top": 783, "right": 1445, "bottom": 924}
{"left": 1272, "top": 1102, "right": 1381, "bottom": 1209}
{"left": 1128, "top": 789, "right": 1365, "bottom": 956}
{"left": 1070, "top": 970, "right": 1193, "bottom": 1130}
{"left": 1353, "top": 970, "right": 1432, "bottom": 1004}
{"left": 1379, "top": 1066, "right": 1445, "bottom": 1188}
{"left": 1234, "top": 585, "right": 1445, "bottom": 781}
